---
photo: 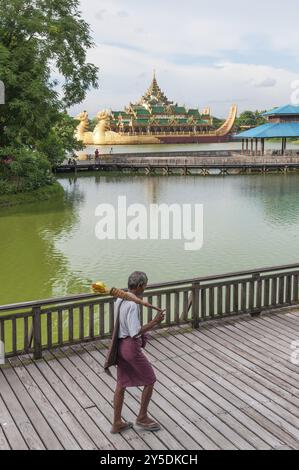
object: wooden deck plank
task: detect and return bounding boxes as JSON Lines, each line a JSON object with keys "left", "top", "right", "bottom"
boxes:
{"left": 147, "top": 349, "right": 252, "bottom": 449}
{"left": 42, "top": 351, "right": 94, "bottom": 409}
{"left": 216, "top": 323, "right": 299, "bottom": 383}
{"left": 15, "top": 356, "right": 96, "bottom": 450}
{"left": 17, "top": 355, "right": 98, "bottom": 450}
{"left": 91, "top": 344, "right": 201, "bottom": 450}
{"left": 152, "top": 334, "right": 281, "bottom": 449}
{"left": 266, "top": 315, "right": 299, "bottom": 336}
{"left": 150, "top": 337, "right": 278, "bottom": 449}
{"left": 77, "top": 351, "right": 171, "bottom": 450}
{"left": 1, "top": 364, "right": 63, "bottom": 450}
{"left": 78, "top": 343, "right": 173, "bottom": 451}
{"left": 0, "top": 426, "right": 10, "bottom": 450}
{"left": 205, "top": 328, "right": 299, "bottom": 416}
{"left": 186, "top": 321, "right": 299, "bottom": 390}
{"left": 200, "top": 346, "right": 299, "bottom": 416}
{"left": 183, "top": 324, "right": 298, "bottom": 397}
{"left": 280, "top": 311, "right": 299, "bottom": 323}
{"left": 211, "top": 319, "right": 298, "bottom": 374}
{"left": 68, "top": 344, "right": 159, "bottom": 451}
{"left": 181, "top": 351, "right": 299, "bottom": 448}
{"left": 49, "top": 347, "right": 151, "bottom": 451}
{"left": 184, "top": 320, "right": 297, "bottom": 391}
{"left": 252, "top": 315, "right": 299, "bottom": 340}
{"left": 163, "top": 325, "right": 299, "bottom": 448}
{"left": 8, "top": 357, "right": 80, "bottom": 450}
{"left": 227, "top": 319, "right": 298, "bottom": 360}
{"left": 0, "top": 310, "right": 298, "bottom": 450}
{"left": 0, "top": 371, "right": 46, "bottom": 450}
{"left": 148, "top": 339, "right": 252, "bottom": 444}
{"left": 172, "top": 360, "right": 294, "bottom": 448}
{"left": 0, "top": 394, "right": 27, "bottom": 450}
{"left": 208, "top": 321, "right": 299, "bottom": 386}
{"left": 33, "top": 355, "right": 117, "bottom": 450}
{"left": 173, "top": 329, "right": 299, "bottom": 447}
{"left": 265, "top": 313, "right": 299, "bottom": 329}
{"left": 83, "top": 405, "right": 139, "bottom": 451}
{"left": 221, "top": 314, "right": 297, "bottom": 348}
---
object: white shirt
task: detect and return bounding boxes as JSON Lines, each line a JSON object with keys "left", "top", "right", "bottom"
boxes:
{"left": 115, "top": 298, "right": 141, "bottom": 339}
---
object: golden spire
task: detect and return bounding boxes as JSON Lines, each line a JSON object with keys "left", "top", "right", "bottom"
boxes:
{"left": 137, "top": 71, "right": 173, "bottom": 106}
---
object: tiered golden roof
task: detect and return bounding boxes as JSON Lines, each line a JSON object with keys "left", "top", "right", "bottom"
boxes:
{"left": 137, "top": 72, "right": 173, "bottom": 107}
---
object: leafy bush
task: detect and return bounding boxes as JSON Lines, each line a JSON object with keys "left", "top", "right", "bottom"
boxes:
{"left": 0, "top": 179, "right": 15, "bottom": 194}
{"left": 0, "top": 146, "right": 53, "bottom": 194}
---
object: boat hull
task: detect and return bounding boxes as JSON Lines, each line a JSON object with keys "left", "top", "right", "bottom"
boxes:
{"left": 156, "top": 135, "right": 231, "bottom": 144}
{"left": 100, "top": 134, "right": 232, "bottom": 145}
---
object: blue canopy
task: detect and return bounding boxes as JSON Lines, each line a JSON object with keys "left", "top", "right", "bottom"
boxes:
{"left": 263, "top": 104, "right": 299, "bottom": 116}
{"left": 237, "top": 122, "right": 299, "bottom": 139}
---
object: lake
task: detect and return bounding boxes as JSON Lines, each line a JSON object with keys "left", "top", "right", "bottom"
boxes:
{"left": 1, "top": 172, "right": 299, "bottom": 306}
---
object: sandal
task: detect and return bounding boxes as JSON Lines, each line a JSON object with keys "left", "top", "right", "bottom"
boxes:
{"left": 136, "top": 420, "right": 161, "bottom": 432}
{"left": 110, "top": 421, "right": 133, "bottom": 434}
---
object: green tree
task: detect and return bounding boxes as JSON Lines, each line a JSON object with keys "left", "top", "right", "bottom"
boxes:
{"left": 235, "top": 110, "right": 266, "bottom": 131}
{"left": 211, "top": 116, "right": 225, "bottom": 130}
{"left": 0, "top": 0, "right": 98, "bottom": 160}
{"left": 36, "top": 112, "right": 83, "bottom": 167}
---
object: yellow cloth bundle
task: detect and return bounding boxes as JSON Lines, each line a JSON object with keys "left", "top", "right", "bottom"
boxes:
{"left": 91, "top": 282, "right": 110, "bottom": 295}
{"left": 91, "top": 282, "right": 161, "bottom": 312}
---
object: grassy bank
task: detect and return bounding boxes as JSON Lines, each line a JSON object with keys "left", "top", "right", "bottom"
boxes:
{"left": 0, "top": 181, "right": 65, "bottom": 208}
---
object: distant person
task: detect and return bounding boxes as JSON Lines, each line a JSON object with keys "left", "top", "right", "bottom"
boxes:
{"left": 109, "top": 147, "right": 113, "bottom": 155}
{"left": 95, "top": 149, "right": 100, "bottom": 161}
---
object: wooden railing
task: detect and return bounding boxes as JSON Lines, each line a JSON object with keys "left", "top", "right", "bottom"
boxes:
{"left": 83, "top": 150, "right": 239, "bottom": 161}
{"left": 0, "top": 263, "right": 299, "bottom": 360}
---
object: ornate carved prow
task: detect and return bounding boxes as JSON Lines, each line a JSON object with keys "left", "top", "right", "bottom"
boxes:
{"left": 215, "top": 105, "right": 238, "bottom": 136}
{"left": 93, "top": 110, "right": 111, "bottom": 145}
{"left": 74, "top": 111, "right": 94, "bottom": 144}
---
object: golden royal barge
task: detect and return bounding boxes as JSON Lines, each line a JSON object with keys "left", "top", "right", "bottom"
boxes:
{"left": 75, "top": 73, "right": 237, "bottom": 145}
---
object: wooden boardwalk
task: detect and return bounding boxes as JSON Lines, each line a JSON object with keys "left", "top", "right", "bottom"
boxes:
{"left": 0, "top": 309, "right": 298, "bottom": 450}
{"left": 56, "top": 153, "right": 299, "bottom": 174}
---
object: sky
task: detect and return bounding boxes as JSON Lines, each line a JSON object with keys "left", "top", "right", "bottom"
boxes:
{"left": 70, "top": 0, "right": 299, "bottom": 118}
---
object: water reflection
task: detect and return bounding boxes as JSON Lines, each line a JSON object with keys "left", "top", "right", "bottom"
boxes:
{"left": 1, "top": 173, "right": 299, "bottom": 305}
{"left": 0, "top": 188, "right": 90, "bottom": 304}
{"left": 236, "top": 174, "right": 299, "bottom": 226}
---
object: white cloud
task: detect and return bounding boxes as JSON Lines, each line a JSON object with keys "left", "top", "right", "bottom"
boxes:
{"left": 254, "top": 78, "right": 277, "bottom": 88}
{"left": 72, "top": 0, "right": 299, "bottom": 117}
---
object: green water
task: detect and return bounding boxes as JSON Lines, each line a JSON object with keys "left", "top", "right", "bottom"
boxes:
{"left": 1, "top": 172, "right": 299, "bottom": 306}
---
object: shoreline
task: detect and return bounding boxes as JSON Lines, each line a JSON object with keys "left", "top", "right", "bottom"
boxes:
{"left": 0, "top": 182, "right": 65, "bottom": 208}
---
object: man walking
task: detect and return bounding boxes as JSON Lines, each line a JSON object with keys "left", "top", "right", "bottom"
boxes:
{"left": 111, "top": 271, "right": 165, "bottom": 434}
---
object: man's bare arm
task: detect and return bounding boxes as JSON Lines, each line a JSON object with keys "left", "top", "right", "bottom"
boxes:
{"left": 135, "top": 310, "right": 166, "bottom": 337}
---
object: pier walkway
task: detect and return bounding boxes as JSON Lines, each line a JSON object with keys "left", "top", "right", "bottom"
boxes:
{"left": 56, "top": 152, "right": 299, "bottom": 175}
{"left": 1, "top": 308, "right": 298, "bottom": 450}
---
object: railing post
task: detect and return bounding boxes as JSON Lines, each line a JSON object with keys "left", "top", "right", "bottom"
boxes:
{"left": 32, "top": 306, "right": 42, "bottom": 360}
{"left": 0, "top": 321, "right": 5, "bottom": 365}
{"left": 250, "top": 273, "right": 262, "bottom": 317}
{"left": 192, "top": 282, "right": 200, "bottom": 328}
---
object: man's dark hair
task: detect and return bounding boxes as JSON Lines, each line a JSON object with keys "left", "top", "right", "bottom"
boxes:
{"left": 128, "top": 271, "right": 148, "bottom": 290}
